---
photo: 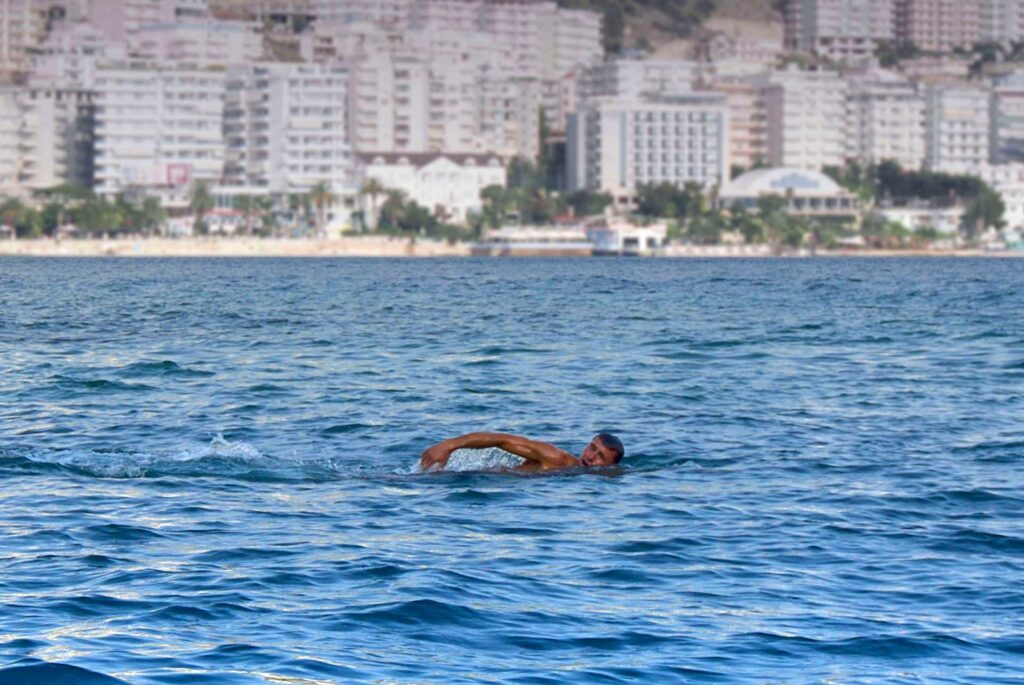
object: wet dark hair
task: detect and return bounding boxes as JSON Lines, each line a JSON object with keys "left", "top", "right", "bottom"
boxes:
{"left": 596, "top": 433, "right": 625, "bottom": 463}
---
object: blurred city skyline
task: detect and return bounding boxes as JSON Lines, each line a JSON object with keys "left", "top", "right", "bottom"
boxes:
{"left": 0, "top": 0, "right": 1022, "bottom": 252}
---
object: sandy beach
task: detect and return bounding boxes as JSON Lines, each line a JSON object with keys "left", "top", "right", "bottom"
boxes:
{"left": 0, "top": 236, "right": 1021, "bottom": 257}
{"left": 0, "top": 236, "right": 471, "bottom": 257}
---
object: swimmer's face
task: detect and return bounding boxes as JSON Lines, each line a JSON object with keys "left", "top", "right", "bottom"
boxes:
{"left": 580, "top": 436, "right": 618, "bottom": 468}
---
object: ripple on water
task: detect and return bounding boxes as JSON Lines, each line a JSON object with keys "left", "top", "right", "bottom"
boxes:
{"left": 0, "top": 258, "right": 1022, "bottom": 685}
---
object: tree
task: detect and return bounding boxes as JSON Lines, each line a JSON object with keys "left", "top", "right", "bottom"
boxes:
{"left": 359, "top": 178, "right": 386, "bottom": 231}
{"left": 480, "top": 185, "right": 513, "bottom": 228}
{"left": 636, "top": 182, "right": 705, "bottom": 221}
{"left": 189, "top": 181, "right": 214, "bottom": 236}
{"left": 732, "top": 204, "right": 765, "bottom": 244}
{"left": 961, "top": 186, "right": 1006, "bottom": 240}
{"left": 0, "top": 199, "right": 43, "bottom": 238}
{"left": 310, "top": 182, "right": 335, "bottom": 236}
{"left": 378, "top": 190, "right": 409, "bottom": 231}
{"left": 567, "top": 190, "right": 613, "bottom": 217}
{"left": 256, "top": 196, "right": 277, "bottom": 236}
{"left": 71, "top": 196, "right": 123, "bottom": 236}
{"left": 234, "top": 195, "right": 258, "bottom": 236}
{"left": 288, "top": 192, "right": 313, "bottom": 235}
{"left": 687, "top": 211, "right": 725, "bottom": 245}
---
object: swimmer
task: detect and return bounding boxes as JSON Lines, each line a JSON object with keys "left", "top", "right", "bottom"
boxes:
{"left": 420, "top": 432, "right": 625, "bottom": 473}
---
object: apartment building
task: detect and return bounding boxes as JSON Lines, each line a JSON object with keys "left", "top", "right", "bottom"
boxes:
{"left": 0, "top": 84, "right": 93, "bottom": 195}
{"left": 705, "top": 75, "right": 769, "bottom": 171}
{"left": 89, "top": 0, "right": 211, "bottom": 41}
{"left": 765, "top": 66, "right": 848, "bottom": 170}
{"left": 554, "top": 7, "right": 602, "bottom": 77}
{"left": 786, "top": 0, "right": 895, "bottom": 61}
{"left": 224, "top": 63, "right": 352, "bottom": 197}
{"left": 0, "top": 0, "right": 48, "bottom": 76}
{"left": 979, "top": 0, "right": 1024, "bottom": 44}
{"left": 896, "top": 0, "right": 980, "bottom": 52}
{"left": 133, "top": 21, "right": 262, "bottom": 66}
{"left": 580, "top": 59, "right": 698, "bottom": 101}
{"left": 566, "top": 93, "right": 729, "bottom": 204}
{"left": 925, "top": 83, "right": 992, "bottom": 171}
{"left": 18, "top": 86, "right": 94, "bottom": 191}
{"left": 92, "top": 63, "right": 226, "bottom": 198}
{"left": 28, "top": 20, "right": 127, "bottom": 89}
{"left": 846, "top": 69, "right": 926, "bottom": 170}
{"left": 0, "top": 87, "right": 23, "bottom": 196}
{"left": 992, "top": 71, "right": 1024, "bottom": 164}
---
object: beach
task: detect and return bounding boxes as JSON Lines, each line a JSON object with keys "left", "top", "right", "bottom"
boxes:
{"left": 1, "top": 236, "right": 1023, "bottom": 257}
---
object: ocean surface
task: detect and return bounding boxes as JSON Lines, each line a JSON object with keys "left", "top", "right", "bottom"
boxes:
{"left": 1, "top": 257, "right": 1022, "bottom": 685}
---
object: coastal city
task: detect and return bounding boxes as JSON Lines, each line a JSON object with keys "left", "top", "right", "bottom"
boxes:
{"left": 2, "top": 0, "right": 1024, "bottom": 255}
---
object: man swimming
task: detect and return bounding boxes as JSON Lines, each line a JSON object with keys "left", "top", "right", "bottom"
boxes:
{"left": 419, "top": 432, "right": 625, "bottom": 472}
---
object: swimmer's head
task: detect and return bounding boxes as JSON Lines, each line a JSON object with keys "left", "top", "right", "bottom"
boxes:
{"left": 580, "top": 433, "right": 625, "bottom": 467}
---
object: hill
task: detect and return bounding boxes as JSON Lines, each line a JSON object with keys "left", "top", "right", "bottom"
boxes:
{"left": 559, "top": 0, "right": 781, "bottom": 54}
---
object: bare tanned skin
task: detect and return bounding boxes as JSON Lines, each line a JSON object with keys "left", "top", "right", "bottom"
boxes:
{"left": 419, "top": 432, "right": 620, "bottom": 473}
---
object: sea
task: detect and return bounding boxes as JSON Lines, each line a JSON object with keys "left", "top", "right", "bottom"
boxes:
{"left": 1, "top": 257, "right": 1022, "bottom": 684}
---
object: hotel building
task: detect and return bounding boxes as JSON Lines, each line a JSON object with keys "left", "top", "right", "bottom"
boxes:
{"left": 846, "top": 69, "right": 926, "bottom": 170}
{"left": 92, "top": 62, "right": 226, "bottom": 197}
{"left": 224, "top": 63, "right": 353, "bottom": 196}
{"left": 765, "top": 66, "right": 848, "bottom": 170}
{"left": 566, "top": 93, "right": 729, "bottom": 206}
{"left": 925, "top": 83, "right": 992, "bottom": 171}
{"left": 785, "top": 0, "right": 895, "bottom": 62}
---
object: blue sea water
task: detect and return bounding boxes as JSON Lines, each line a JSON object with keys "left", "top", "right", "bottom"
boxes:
{"left": 0, "top": 256, "right": 1023, "bottom": 684}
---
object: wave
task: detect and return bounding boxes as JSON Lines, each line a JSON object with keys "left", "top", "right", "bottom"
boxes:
{"left": 0, "top": 436, "right": 345, "bottom": 482}
{"left": 0, "top": 440, "right": 553, "bottom": 482}
{"left": 0, "top": 661, "right": 129, "bottom": 685}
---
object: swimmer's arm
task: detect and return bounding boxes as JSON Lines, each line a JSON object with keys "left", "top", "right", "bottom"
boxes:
{"left": 420, "top": 432, "right": 576, "bottom": 471}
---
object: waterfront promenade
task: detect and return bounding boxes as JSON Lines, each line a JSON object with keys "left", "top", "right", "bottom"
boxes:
{"left": 0, "top": 236, "right": 1021, "bottom": 257}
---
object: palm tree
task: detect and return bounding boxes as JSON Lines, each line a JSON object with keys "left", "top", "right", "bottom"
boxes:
{"left": 140, "top": 197, "right": 166, "bottom": 236}
{"left": 288, "top": 192, "right": 312, "bottom": 235}
{"left": 310, "top": 182, "right": 336, "bottom": 237}
{"left": 234, "top": 194, "right": 256, "bottom": 236}
{"left": 189, "top": 181, "right": 214, "bottom": 236}
{"left": 360, "top": 178, "right": 386, "bottom": 231}
{"left": 255, "top": 196, "right": 276, "bottom": 236}
{"left": 378, "top": 189, "right": 408, "bottom": 231}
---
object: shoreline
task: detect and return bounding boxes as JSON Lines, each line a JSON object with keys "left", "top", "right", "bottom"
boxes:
{"left": 0, "top": 237, "right": 1021, "bottom": 258}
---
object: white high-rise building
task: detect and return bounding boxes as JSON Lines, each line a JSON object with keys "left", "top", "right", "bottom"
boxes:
{"left": 0, "top": 87, "right": 24, "bottom": 196}
{"left": 344, "top": 24, "right": 543, "bottom": 160}
{"left": 554, "top": 8, "right": 602, "bottom": 76}
{"left": 566, "top": 93, "right": 730, "bottom": 204}
{"left": 925, "top": 83, "right": 992, "bottom": 171}
{"left": 704, "top": 75, "right": 770, "bottom": 171}
{"left": 896, "top": 0, "right": 980, "bottom": 53}
{"left": 312, "top": 0, "right": 413, "bottom": 27}
{"left": 19, "top": 86, "right": 95, "bottom": 192}
{"left": 991, "top": 71, "right": 1024, "bottom": 164}
{"left": 0, "top": 84, "right": 94, "bottom": 196}
{"left": 0, "top": 0, "right": 48, "bottom": 76}
{"left": 786, "top": 0, "right": 895, "bottom": 61}
{"left": 846, "top": 69, "right": 926, "bottom": 170}
{"left": 86, "top": 0, "right": 210, "bottom": 42}
{"left": 765, "top": 66, "right": 848, "bottom": 170}
{"left": 979, "top": 0, "right": 1024, "bottom": 44}
{"left": 224, "top": 63, "right": 353, "bottom": 196}
{"left": 93, "top": 62, "right": 226, "bottom": 197}
{"left": 133, "top": 21, "right": 262, "bottom": 66}
{"left": 28, "top": 20, "right": 127, "bottom": 89}
{"left": 581, "top": 59, "right": 699, "bottom": 101}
